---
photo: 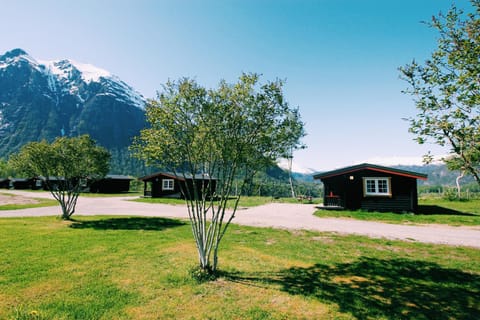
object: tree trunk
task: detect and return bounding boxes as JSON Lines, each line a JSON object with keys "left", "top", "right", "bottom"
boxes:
{"left": 288, "top": 156, "right": 295, "bottom": 198}
{"left": 455, "top": 171, "right": 465, "bottom": 198}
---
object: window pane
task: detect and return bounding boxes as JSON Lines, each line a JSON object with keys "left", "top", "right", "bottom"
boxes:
{"left": 366, "top": 180, "right": 376, "bottom": 193}
{"left": 378, "top": 179, "right": 388, "bottom": 193}
{"left": 162, "top": 179, "right": 174, "bottom": 190}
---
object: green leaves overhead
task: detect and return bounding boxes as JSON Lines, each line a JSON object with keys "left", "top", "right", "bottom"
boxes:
{"left": 9, "top": 135, "right": 110, "bottom": 180}
{"left": 132, "top": 73, "right": 305, "bottom": 176}
{"left": 400, "top": 0, "right": 480, "bottom": 184}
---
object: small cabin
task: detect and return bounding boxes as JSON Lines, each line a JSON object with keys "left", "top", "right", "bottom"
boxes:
{"left": 9, "top": 178, "right": 34, "bottom": 189}
{"left": 138, "top": 172, "right": 217, "bottom": 200}
{"left": 34, "top": 176, "right": 67, "bottom": 191}
{"left": 313, "top": 163, "right": 427, "bottom": 213}
{"left": 0, "top": 178, "right": 11, "bottom": 189}
{"left": 89, "top": 175, "right": 132, "bottom": 193}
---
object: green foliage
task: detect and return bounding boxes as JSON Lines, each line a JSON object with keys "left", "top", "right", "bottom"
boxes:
{"left": 400, "top": 0, "right": 480, "bottom": 185}
{"left": 8, "top": 135, "right": 110, "bottom": 219}
{"left": 0, "top": 159, "right": 14, "bottom": 177}
{"left": 188, "top": 265, "right": 218, "bottom": 283}
{"left": 109, "top": 147, "right": 154, "bottom": 176}
{"left": 131, "top": 73, "right": 305, "bottom": 271}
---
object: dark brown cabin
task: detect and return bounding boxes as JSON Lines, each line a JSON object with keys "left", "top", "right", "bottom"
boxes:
{"left": 138, "top": 172, "right": 217, "bottom": 200}
{"left": 10, "top": 178, "right": 34, "bottom": 189}
{"left": 0, "top": 178, "right": 11, "bottom": 189}
{"left": 313, "top": 163, "right": 427, "bottom": 213}
{"left": 34, "top": 176, "right": 67, "bottom": 191}
{"left": 89, "top": 175, "right": 132, "bottom": 193}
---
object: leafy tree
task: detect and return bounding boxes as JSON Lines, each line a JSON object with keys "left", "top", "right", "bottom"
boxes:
{"left": 399, "top": 0, "right": 480, "bottom": 185}
{"left": 132, "top": 73, "right": 305, "bottom": 274}
{"left": 9, "top": 135, "right": 110, "bottom": 220}
{"left": 0, "top": 159, "right": 14, "bottom": 177}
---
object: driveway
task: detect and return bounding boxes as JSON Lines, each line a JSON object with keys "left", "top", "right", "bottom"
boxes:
{"left": 2, "top": 190, "right": 480, "bottom": 248}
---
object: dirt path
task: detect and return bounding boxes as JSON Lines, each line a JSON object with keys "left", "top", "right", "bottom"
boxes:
{"left": 2, "top": 190, "right": 480, "bottom": 248}
{"left": 0, "top": 192, "right": 39, "bottom": 205}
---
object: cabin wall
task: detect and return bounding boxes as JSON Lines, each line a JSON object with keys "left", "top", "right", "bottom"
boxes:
{"left": 360, "top": 174, "right": 417, "bottom": 212}
{"left": 150, "top": 177, "right": 183, "bottom": 198}
{"left": 0, "top": 179, "right": 11, "bottom": 189}
{"left": 90, "top": 179, "right": 131, "bottom": 193}
{"left": 322, "top": 170, "right": 419, "bottom": 212}
{"left": 11, "top": 179, "right": 33, "bottom": 189}
{"left": 147, "top": 176, "right": 217, "bottom": 200}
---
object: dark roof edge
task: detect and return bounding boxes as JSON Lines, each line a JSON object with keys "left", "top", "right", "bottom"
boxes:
{"left": 313, "top": 163, "right": 428, "bottom": 180}
{"left": 138, "top": 171, "right": 217, "bottom": 181}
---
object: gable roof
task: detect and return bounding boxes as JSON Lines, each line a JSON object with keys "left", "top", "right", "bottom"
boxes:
{"left": 103, "top": 174, "right": 133, "bottom": 180}
{"left": 313, "top": 163, "right": 428, "bottom": 180}
{"left": 138, "top": 172, "right": 217, "bottom": 182}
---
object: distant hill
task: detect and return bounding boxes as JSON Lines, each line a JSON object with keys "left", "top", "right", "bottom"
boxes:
{"left": 392, "top": 164, "right": 475, "bottom": 187}
{"left": 0, "top": 49, "right": 147, "bottom": 174}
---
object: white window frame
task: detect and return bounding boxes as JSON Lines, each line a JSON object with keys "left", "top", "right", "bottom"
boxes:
{"left": 162, "top": 179, "right": 174, "bottom": 191}
{"left": 363, "top": 177, "right": 391, "bottom": 197}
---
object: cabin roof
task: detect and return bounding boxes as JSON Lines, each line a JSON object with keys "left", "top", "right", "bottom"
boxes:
{"left": 103, "top": 174, "right": 133, "bottom": 180}
{"left": 138, "top": 172, "right": 217, "bottom": 182}
{"left": 313, "top": 163, "right": 428, "bottom": 180}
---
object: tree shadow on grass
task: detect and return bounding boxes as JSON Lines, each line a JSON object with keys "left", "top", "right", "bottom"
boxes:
{"left": 70, "top": 217, "right": 186, "bottom": 231}
{"left": 224, "top": 257, "right": 480, "bottom": 319}
{"left": 417, "top": 205, "right": 478, "bottom": 216}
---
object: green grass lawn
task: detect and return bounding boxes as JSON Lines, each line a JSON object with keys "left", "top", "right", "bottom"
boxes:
{"left": 0, "top": 215, "right": 478, "bottom": 319}
{"left": 314, "top": 198, "right": 480, "bottom": 226}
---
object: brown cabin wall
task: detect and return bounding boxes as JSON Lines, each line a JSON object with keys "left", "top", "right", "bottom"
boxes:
{"left": 145, "top": 174, "right": 217, "bottom": 200}
{"left": 90, "top": 179, "right": 131, "bottom": 193}
{"left": 150, "top": 176, "right": 183, "bottom": 198}
{"left": 322, "top": 169, "right": 419, "bottom": 212}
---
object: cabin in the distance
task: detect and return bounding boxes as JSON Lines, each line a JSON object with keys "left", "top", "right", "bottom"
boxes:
{"left": 314, "top": 163, "right": 427, "bottom": 213}
{"left": 138, "top": 172, "right": 217, "bottom": 200}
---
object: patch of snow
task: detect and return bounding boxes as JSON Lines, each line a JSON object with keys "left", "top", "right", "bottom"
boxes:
{"left": 69, "top": 60, "right": 111, "bottom": 83}
{"left": 3, "top": 50, "right": 146, "bottom": 109}
{"left": 277, "top": 158, "right": 316, "bottom": 174}
{"left": 0, "top": 51, "right": 40, "bottom": 71}
{"left": 38, "top": 58, "right": 145, "bottom": 109}
{"left": 101, "top": 76, "right": 146, "bottom": 109}
{"left": 97, "top": 92, "right": 116, "bottom": 97}
{"left": 0, "top": 109, "right": 10, "bottom": 130}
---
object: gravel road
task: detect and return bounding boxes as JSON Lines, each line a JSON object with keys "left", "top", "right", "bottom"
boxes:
{"left": 2, "top": 190, "right": 479, "bottom": 248}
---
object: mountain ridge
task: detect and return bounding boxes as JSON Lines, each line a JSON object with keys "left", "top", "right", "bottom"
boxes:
{"left": 0, "top": 48, "right": 147, "bottom": 169}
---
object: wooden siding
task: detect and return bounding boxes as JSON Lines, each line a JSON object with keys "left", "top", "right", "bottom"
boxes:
{"left": 139, "top": 172, "right": 217, "bottom": 200}
{"left": 318, "top": 166, "right": 421, "bottom": 213}
{"left": 361, "top": 195, "right": 413, "bottom": 212}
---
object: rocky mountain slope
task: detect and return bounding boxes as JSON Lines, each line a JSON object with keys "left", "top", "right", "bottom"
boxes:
{"left": 0, "top": 49, "right": 146, "bottom": 163}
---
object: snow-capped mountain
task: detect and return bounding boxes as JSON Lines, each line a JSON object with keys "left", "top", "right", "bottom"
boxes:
{"left": 38, "top": 58, "right": 145, "bottom": 108}
{"left": 0, "top": 48, "right": 146, "bottom": 158}
{"left": 277, "top": 158, "right": 316, "bottom": 174}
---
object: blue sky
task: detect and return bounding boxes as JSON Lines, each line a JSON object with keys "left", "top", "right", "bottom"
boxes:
{"left": 1, "top": 0, "right": 472, "bottom": 171}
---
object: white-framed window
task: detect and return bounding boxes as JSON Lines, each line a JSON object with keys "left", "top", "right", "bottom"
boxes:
{"left": 363, "top": 177, "right": 391, "bottom": 196}
{"left": 162, "top": 179, "right": 174, "bottom": 191}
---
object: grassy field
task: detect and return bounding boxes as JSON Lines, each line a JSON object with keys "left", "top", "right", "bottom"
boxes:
{"left": 314, "top": 198, "right": 480, "bottom": 226}
{"left": 0, "top": 215, "right": 479, "bottom": 319}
